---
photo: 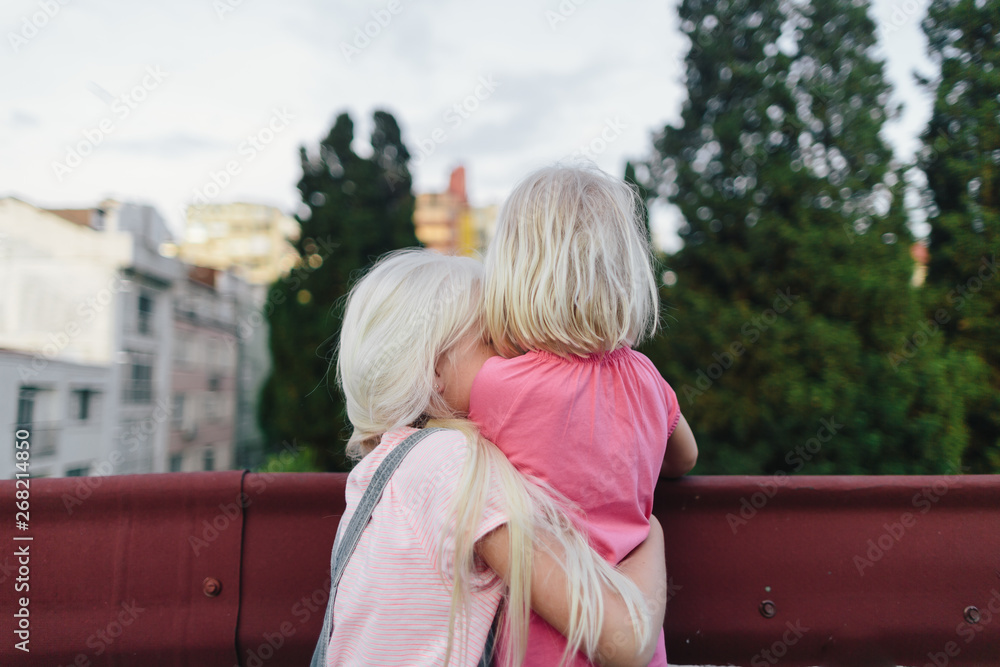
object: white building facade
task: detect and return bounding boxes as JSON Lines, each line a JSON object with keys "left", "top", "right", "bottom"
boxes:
{"left": 0, "top": 349, "right": 111, "bottom": 478}
{"left": 0, "top": 198, "right": 183, "bottom": 477}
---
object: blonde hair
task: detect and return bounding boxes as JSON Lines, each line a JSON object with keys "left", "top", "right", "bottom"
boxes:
{"left": 484, "top": 164, "right": 659, "bottom": 358}
{"left": 336, "top": 248, "right": 653, "bottom": 667}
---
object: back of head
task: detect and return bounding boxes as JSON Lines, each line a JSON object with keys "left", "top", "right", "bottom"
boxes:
{"left": 336, "top": 248, "right": 484, "bottom": 459}
{"left": 484, "top": 163, "right": 659, "bottom": 358}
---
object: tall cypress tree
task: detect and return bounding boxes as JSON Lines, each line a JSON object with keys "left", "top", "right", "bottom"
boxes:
{"left": 918, "top": 0, "right": 1000, "bottom": 472}
{"left": 637, "top": 0, "right": 979, "bottom": 474}
{"left": 258, "top": 110, "right": 419, "bottom": 471}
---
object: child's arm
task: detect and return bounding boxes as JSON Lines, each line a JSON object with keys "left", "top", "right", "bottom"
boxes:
{"left": 476, "top": 516, "right": 666, "bottom": 667}
{"left": 660, "top": 413, "right": 698, "bottom": 478}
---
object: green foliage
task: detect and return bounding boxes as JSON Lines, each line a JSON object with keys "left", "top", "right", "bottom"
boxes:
{"left": 258, "top": 110, "right": 419, "bottom": 472}
{"left": 255, "top": 441, "right": 323, "bottom": 473}
{"left": 918, "top": 0, "right": 1000, "bottom": 471}
{"left": 637, "top": 0, "right": 986, "bottom": 474}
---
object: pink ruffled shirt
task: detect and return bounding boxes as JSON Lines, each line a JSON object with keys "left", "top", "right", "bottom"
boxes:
{"left": 469, "top": 346, "right": 680, "bottom": 667}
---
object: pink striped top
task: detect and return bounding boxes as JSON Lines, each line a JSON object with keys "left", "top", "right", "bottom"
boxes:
{"left": 326, "top": 426, "right": 508, "bottom": 666}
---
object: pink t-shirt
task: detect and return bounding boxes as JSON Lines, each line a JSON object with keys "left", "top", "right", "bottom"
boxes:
{"left": 327, "top": 426, "right": 508, "bottom": 666}
{"left": 469, "top": 346, "right": 680, "bottom": 667}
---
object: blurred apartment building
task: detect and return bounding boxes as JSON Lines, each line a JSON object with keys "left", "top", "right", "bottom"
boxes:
{"left": 0, "top": 197, "right": 274, "bottom": 478}
{"left": 173, "top": 202, "right": 301, "bottom": 469}
{"left": 413, "top": 166, "right": 498, "bottom": 256}
{"left": 0, "top": 198, "right": 181, "bottom": 478}
{"left": 170, "top": 266, "right": 238, "bottom": 472}
{"left": 176, "top": 203, "right": 300, "bottom": 285}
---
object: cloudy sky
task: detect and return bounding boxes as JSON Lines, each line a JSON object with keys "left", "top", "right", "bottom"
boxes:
{"left": 1, "top": 0, "right": 935, "bottom": 250}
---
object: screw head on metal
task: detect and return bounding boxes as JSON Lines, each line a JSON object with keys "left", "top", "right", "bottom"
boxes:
{"left": 964, "top": 606, "right": 981, "bottom": 624}
{"left": 759, "top": 600, "right": 776, "bottom": 618}
{"left": 203, "top": 577, "right": 222, "bottom": 597}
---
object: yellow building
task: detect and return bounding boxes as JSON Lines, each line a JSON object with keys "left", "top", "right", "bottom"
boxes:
{"left": 175, "top": 203, "right": 300, "bottom": 285}
{"left": 413, "top": 166, "right": 497, "bottom": 256}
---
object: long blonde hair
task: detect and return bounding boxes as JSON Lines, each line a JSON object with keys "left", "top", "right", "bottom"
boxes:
{"left": 483, "top": 164, "right": 659, "bottom": 358}
{"left": 336, "top": 248, "right": 653, "bottom": 666}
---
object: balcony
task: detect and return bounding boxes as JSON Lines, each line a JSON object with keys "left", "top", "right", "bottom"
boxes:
{"left": 1, "top": 473, "right": 998, "bottom": 666}
{"left": 23, "top": 423, "right": 58, "bottom": 457}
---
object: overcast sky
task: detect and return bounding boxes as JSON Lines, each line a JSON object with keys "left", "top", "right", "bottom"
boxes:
{"left": 1, "top": 0, "right": 936, "bottom": 251}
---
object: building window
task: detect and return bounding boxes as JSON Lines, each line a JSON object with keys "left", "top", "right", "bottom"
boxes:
{"left": 203, "top": 447, "right": 215, "bottom": 472}
{"left": 169, "top": 454, "right": 183, "bottom": 472}
{"left": 205, "top": 393, "right": 218, "bottom": 422}
{"left": 137, "top": 291, "right": 154, "bottom": 335}
{"left": 116, "top": 419, "right": 153, "bottom": 474}
{"left": 173, "top": 332, "right": 184, "bottom": 366}
{"left": 65, "top": 466, "right": 89, "bottom": 477}
{"left": 172, "top": 394, "right": 185, "bottom": 430}
{"left": 174, "top": 332, "right": 199, "bottom": 368}
{"left": 72, "top": 389, "right": 97, "bottom": 421}
{"left": 123, "top": 351, "right": 154, "bottom": 403}
{"left": 17, "top": 387, "right": 36, "bottom": 430}
{"left": 174, "top": 332, "right": 191, "bottom": 367}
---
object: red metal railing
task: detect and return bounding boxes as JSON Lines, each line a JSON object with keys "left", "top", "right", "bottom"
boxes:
{"left": 2, "top": 472, "right": 999, "bottom": 666}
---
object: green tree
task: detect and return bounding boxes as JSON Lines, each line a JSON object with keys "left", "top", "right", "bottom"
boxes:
{"left": 636, "top": 0, "right": 980, "bottom": 474}
{"left": 255, "top": 442, "right": 323, "bottom": 473}
{"left": 918, "top": 0, "right": 1000, "bottom": 471}
{"left": 258, "top": 110, "right": 419, "bottom": 471}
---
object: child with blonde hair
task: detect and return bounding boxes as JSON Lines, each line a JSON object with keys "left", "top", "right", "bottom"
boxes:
{"left": 312, "top": 248, "right": 667, "bottom": 667}
{"left": 472, "top": 164, "right": 699, "bottom": 667}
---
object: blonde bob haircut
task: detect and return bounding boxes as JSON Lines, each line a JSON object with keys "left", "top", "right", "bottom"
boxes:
{"left": 484, "top": 164, "right": 659, "bottom": 358}
{"left": 335, "top": 248, "right": 653, "bottom": 667}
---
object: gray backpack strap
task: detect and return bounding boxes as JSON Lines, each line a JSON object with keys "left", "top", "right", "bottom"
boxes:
{"left": 310, "top": 427, "right": 444, "bottom": 667}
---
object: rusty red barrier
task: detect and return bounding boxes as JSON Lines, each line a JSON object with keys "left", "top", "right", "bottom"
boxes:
{"left": 1, "top": 472, "right": 998, "bottom": 666}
